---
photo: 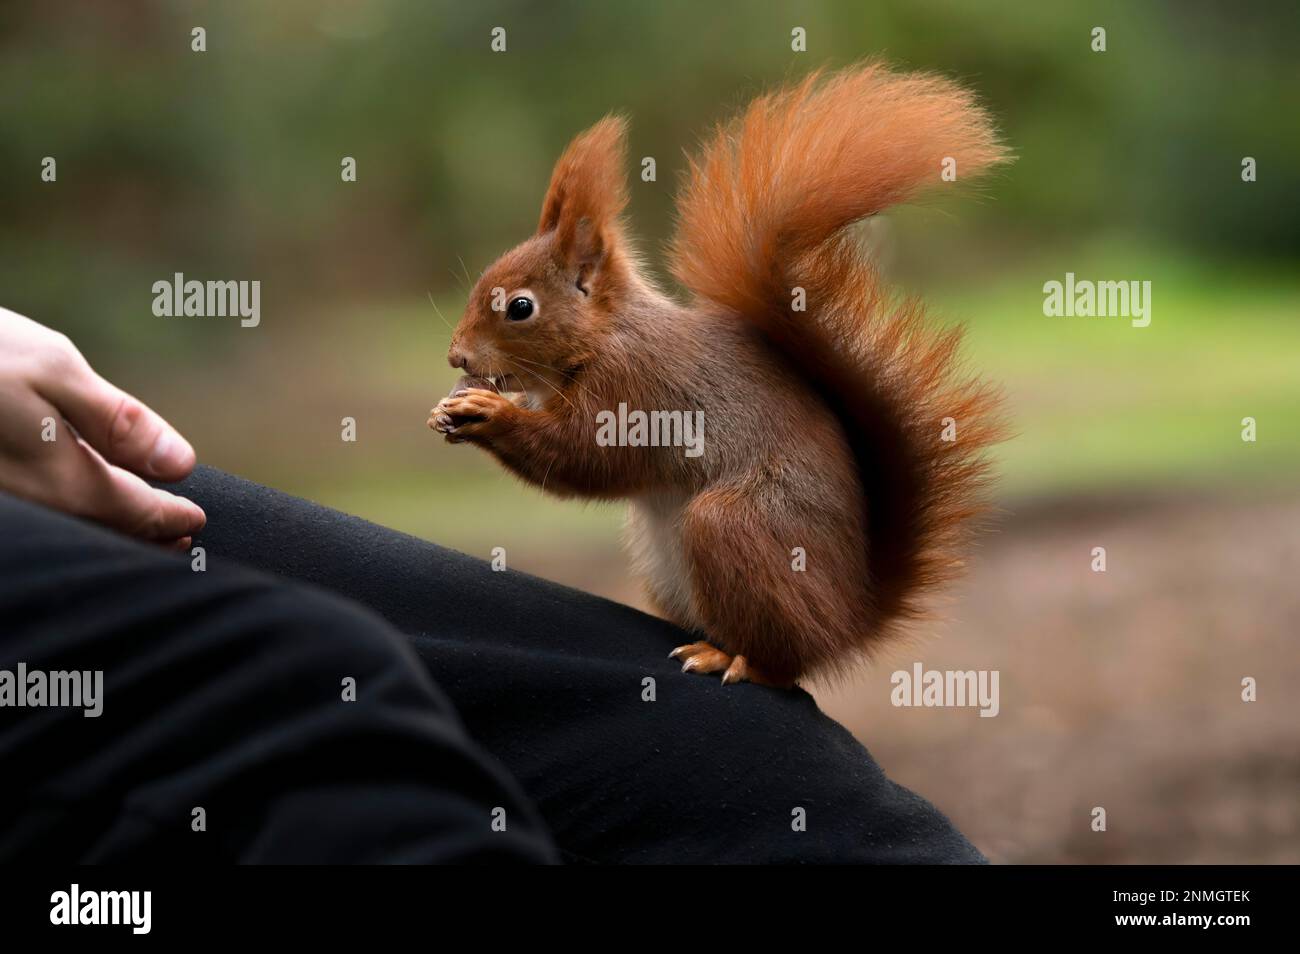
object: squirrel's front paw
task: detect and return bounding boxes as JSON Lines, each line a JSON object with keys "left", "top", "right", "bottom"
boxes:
{"left": 428, "top": 388, "right": 515, "bottom": 443}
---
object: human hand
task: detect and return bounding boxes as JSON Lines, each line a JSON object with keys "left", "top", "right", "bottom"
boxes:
{"left": 0, "top": 306, "right": 205, "bottom": 544}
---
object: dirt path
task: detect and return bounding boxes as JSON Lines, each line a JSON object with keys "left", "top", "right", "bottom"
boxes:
{"left": 816, "top": 492, "right": 1300, "bottom": 863}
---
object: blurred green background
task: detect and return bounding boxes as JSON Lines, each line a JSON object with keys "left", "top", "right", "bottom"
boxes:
{"left": 2, "top": 0, "right": 1297, "bottom": 863}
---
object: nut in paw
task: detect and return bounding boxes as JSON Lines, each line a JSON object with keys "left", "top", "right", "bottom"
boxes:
{"left": 430, "top": 375, "right": 499, "bottom": 435}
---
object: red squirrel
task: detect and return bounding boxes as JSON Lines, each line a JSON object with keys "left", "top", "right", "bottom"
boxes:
{"left": 429, "top": 62, "right": 1008, "bottom": 687}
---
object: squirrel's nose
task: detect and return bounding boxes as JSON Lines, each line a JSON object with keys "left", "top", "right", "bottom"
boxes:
{"left": 448, "top": 346, "right": 468, "bottom": 370}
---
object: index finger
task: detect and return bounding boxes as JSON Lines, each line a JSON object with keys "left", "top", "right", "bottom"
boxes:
{"left": 33, "top": 341, "right": 197, "bottom": 482}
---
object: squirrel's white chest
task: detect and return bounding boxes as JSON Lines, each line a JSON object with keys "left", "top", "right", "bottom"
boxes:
{"left": 623, "top": 491, "right": 702, "bottom": 632}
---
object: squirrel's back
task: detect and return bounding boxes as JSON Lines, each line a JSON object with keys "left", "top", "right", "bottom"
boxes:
{"left": 668, "top": 61, "right": 1009, "bottom": 644}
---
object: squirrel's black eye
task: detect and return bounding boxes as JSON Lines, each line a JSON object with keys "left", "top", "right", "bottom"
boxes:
{"left": 505, "top": 297, "right": 535, "bottom": 321}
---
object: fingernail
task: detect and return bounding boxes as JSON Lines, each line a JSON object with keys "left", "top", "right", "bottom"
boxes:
{"left": 148, "top": 430, "right": 192, "bottom": 476}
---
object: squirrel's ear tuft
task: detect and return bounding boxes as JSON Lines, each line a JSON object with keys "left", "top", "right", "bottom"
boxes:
{"left": 537, "top": 115, "right": 629, "bottom": 267}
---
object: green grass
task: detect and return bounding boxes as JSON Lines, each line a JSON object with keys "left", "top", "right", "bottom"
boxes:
{"left": 307, "top": 467, "right": 626, "bottom": 554}
{"left": 929, "top": 243, "right": 1300, "bottom": 495}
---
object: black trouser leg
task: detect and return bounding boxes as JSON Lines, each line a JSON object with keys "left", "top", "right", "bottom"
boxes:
{"left": 171, "top": 466, "right": 985, "bottom": 864}
{"left": 0, "top": 491, "right": 557, "bottom": 864}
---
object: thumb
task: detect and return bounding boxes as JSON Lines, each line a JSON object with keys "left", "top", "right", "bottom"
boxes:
{"left": 35, "top": 347, "right": 197, "bottom": 481}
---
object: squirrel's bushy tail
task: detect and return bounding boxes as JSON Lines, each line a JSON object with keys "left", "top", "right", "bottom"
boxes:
{"left": 669, "top": 62, "right": 1009, "bottom": 638}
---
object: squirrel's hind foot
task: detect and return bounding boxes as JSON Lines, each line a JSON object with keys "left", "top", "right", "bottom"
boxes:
{"left": 668, "top": 642, "right": 789, "bottom": 688}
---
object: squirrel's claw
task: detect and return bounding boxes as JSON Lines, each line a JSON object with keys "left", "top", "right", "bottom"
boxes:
{"left": 720, "top": 656, "right": 749, "bottom": 685}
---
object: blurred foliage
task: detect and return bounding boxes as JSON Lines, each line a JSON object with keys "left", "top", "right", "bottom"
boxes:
{"left": 0, "top": 0, "right": 1296, "bottom": 547}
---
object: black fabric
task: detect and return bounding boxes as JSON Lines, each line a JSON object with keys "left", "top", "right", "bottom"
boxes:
{"left": 0, "top": 490, "right": 556, "bottom": 864}
{"left": 0, "top": 465, "right": 985, "bottom": 863}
